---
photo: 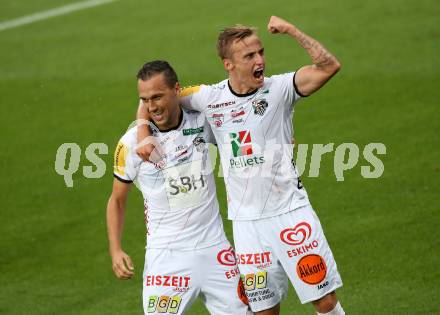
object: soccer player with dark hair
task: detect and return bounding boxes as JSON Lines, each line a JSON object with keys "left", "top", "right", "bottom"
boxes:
{"left": 106, "top": 60, "right": 251, "bottom": 315}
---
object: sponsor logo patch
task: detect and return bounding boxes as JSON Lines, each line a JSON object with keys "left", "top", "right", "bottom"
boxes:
{"left": 296, "top": 254, "right": 327, "bottom": 285}
{"left": 280, "top": 222, "right": 312, "bottom": 246}
{"left": 147, "top": 295, "right": 182, "bottom": 314}
{"left": 163, "top": 160, "right": 207, "bottom": 209}
{"left": 231, "top": 107, "right": 246, "bottom": 124}
{"left": 114, "top": 142, "right": 127, "bottom": 176}
{"left": 318, "top": 280, "right": 329, "bottom": 290}
{"left": 229, "top": 130, "right": 253, "bottom": 157}
{"left": 217, "top": 247, "right": 237, "bottom": 266}
{"left": 229, "top": 130, "right": 265, "bottom": 169}
{"left": 242, "top": 271, "right": 267, "bottom": 291}
{"left": 208, "top": 101, "right": 235, "bottom": 109}
{"left": 231, "top": 107, "right": 245, "bottom": 118}
{"left": 236, "top": 252, "right": 272, "bottom": 269}
{"left": 281, "top": 222, "right": 320, "bottom": 258}
{"left": 168, "top": 174, "right": 205, "bottom": 195}
{"left": 241, "top": 271, "right": 275, "bottom": 303}
{"left": 145, "top": 274, "right": 191, "bottom": 289}
{"left": 286, "top": 240, "right": 319, "bottom": 258}
{"left": 182, "top": 126, "right": 204, "bottom": 136}
{"left": 174, "top": 145, "right": 188, "bottom": 159}
{"left": 211, "top": 113, "right": 224, "bottom": 127}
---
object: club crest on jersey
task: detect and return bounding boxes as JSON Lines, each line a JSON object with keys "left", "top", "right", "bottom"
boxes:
{"left": 252, "top": 98, "right": 268, "bottom": 116}
{"left": 193, "top": 136, "right": 206, "bottom": 152}
{"left": 211, "top": 113, "right": 224, "bottom": 127}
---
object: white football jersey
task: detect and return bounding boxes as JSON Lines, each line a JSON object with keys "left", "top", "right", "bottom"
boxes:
{"left": 180, "top": 72, "right": 310, "bottom": 220}
{"left": 113, "top": 109, "right": 227, "bottom": 250}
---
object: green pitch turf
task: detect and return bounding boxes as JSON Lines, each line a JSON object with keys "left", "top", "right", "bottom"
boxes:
{"left": 0, "top": 0, "right": 439, "bottom": 314}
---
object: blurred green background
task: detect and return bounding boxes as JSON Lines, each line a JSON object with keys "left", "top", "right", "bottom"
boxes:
{"left": 0, "top": 0, "right": 439, "bottom": 314}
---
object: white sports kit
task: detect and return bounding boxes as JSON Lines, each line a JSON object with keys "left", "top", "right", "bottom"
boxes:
{"left": 113, "top": 110, "right": 250, "bottom": 314}
{"left": 180, "top": 72, "right": 343, "bottom": 311}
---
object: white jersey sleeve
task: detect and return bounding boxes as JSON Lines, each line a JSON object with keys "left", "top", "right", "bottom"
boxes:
{"left": 179, "top": 85, "right": 211, "bottom": 112}
{"left": 113, "top": 128, "right": 142, "bottom": 183}
{"left": 203, "top": 118, "right": 217, "bottom": 145}
{"left": 270, "top": 72, "right": 303, "bottom": 109}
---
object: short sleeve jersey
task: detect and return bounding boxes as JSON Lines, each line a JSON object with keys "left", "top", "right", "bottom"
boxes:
{"left": 113, "top": 109, "right": 226, "bottom": 250}
{"left": 180, "top": 72, "right": 310, "bottom": 220}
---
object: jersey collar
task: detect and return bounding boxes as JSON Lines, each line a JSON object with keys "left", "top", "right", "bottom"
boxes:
{"left": 152, "top": 109, "right": 184, "bottom": 133}
{"left": 227, "top": 80, "right": 259, "bottom": 97}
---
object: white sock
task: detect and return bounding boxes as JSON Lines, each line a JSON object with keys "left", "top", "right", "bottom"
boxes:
{"left": 316, "top": 301, "right": 345, "bottom": 315}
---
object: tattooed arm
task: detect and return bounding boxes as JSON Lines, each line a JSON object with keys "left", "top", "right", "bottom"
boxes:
{"left": 267, "top": 15, "right": 341, "bottom": 96}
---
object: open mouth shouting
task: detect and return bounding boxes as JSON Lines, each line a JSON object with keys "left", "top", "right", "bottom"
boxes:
{"left": 253, "top": 67, "right": 265, "bottom": 84}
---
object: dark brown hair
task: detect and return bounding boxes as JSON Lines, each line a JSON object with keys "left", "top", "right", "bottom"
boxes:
{"left": 136, "top": 60, "right": 178, "bottom": 88}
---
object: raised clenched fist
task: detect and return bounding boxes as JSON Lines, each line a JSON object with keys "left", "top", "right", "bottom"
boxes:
{"left": 267, "top": 15, "right": 293, "bottom": 34}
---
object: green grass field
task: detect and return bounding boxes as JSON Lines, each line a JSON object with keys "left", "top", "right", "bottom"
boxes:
{"left": 1, "top": 0, "right": 439, "bottom": 314}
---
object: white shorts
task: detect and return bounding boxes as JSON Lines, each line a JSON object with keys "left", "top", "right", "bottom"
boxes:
{"left": 233, "top": 205, "right": 343, "bottom": 312}
{"left": 142, "top": 240, "right": 251, "bottom": 315}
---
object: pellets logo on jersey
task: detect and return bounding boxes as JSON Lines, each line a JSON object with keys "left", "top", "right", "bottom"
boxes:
{"left": 147, "top": 295, "right": 182, "bottom": 314}
{"left": 252, "top": 98, "right": 268, "bottom": 116}
{"left": 114, "top": 142, "right": 127, "bottom": 176}
{"left": 280, "top": 222, "right": 312, "bottom": 246}
{"left": 211, "top": 113, "right": 224, "bottom": 127}
{"left": 229, "top": 130, "right": 253, "bottom": 157}
{"left": 217, "top": 246, "right": 237, "bottom": 266}
{"left": 296, "top": 254, "right": 327, "bottom": 285}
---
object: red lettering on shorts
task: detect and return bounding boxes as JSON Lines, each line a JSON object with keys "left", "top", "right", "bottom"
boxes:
{"left": 145, "top": 275, "right": 191, "bottom": 288}
{"left": 286, "top": 240, "right": 319, "bottom": 258}
{"left": 236, "top": 252, "right": 272, "bottom": 265}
